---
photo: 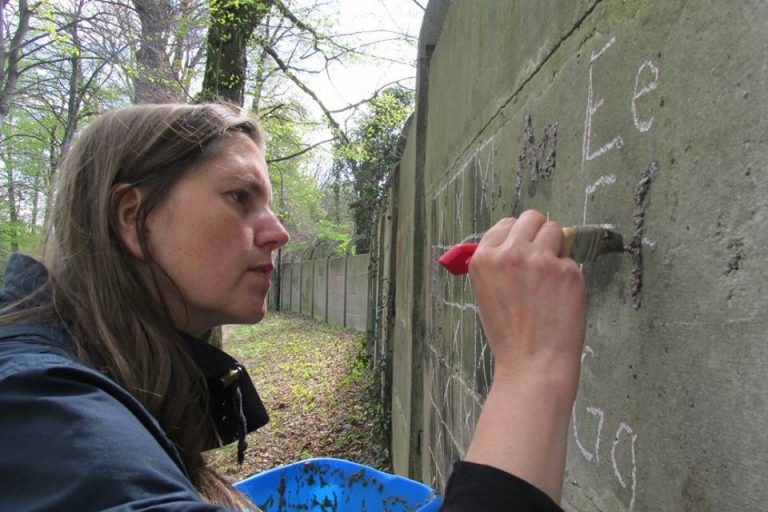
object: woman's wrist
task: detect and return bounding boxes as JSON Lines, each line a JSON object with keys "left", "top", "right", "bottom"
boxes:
{"left": 464, "top": 370, "right": 579, "bottom": 502}
{"left": 491, "top": 360, "right": 581, "bottom": 407}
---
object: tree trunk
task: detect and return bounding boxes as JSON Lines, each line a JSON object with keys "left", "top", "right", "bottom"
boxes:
{"left": 0, "top": 0, "right": 32, "bottom": 137}
{"left": 200, "top": 0, "right": 271, "bottom": 105}
{"left": 43, "top": 2, "right": 86, "bottom": 226}
{"left": 61, "top": 6, "right": 82, "bottom": 156}
{"left": 4, "top": 165, "right": 19, "bottom": 253}
{"left": 131, "top": 0, "right": 182, "bottom": 103}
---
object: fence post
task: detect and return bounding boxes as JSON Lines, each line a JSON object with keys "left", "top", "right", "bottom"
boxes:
{"left": 343, "top": 252, "right": 349, "bottom": 328}
{"left": 325, "top": 255, "right": 331, "bottom": 324}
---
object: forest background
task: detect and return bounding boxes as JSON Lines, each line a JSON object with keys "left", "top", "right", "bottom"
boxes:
{"left": 0, "top": 0, "right": 424, "bottom": 270}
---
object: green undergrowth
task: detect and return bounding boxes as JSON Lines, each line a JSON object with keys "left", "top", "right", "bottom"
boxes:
{"left": 208, "top": 312, "right": 390, "bottom": 482}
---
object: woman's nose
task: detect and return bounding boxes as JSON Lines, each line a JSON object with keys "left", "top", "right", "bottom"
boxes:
{"left": 255, "top": 212, "right": 290, "bottom": 250}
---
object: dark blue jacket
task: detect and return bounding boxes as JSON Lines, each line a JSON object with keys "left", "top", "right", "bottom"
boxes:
{"left": 0, "top": 254, "right": 266, "bottom": 511}
{"left": 0, "top": 254, "right": 561, "bottom": 512}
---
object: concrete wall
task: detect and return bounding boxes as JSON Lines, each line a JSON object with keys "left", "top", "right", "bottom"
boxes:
{"left": 271, "top": 255, "right": 370, "bottom": 333}
{"left": 344, "top": 254, "right": 370, "bottom": 332}
{"left": 277, "top": 263, "right": 291, "bottom": 311}
{"left": 299, "top": 261, "right": 313, "bottom": 317}
{"left": 290, "top": 262, "right": 301, "bottom": 314}
{"left": 312, "top": 259, "right": 327, "bottom": 323}
{"left": 374, "top": 0, "right": 768, "bottom": 510}
{"left": 326, "top": 258, "right": 346, "bottom": 326}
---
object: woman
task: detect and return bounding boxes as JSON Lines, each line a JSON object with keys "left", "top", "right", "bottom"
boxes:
{"left": 0, "top": 103, "right": 288, "bottom": 510}
{"left": 0, "top": 102, "right": 586, "bottom": 511}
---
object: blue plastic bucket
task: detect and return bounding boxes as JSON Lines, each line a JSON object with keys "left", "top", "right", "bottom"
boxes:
{"left": 234, "top": 458, "right": 442, "bottom": 512}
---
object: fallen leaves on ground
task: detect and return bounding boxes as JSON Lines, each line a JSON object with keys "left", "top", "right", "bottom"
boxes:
{"left": 208, "top": 312, "right": 390, "bottom": 483}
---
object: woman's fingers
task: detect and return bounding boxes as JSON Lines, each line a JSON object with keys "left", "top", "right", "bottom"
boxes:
{"left": 478, "top": 217, "right": 516, "bottom": 247}
{"left": 480, "top": 211, "right": 563, "bottom": 255}
{"left": 532, "top": 220, "right": 564, "bottom": 255}
{"left": 504, "top": 210, "right": 547, "bottom": 244}
{"left": 468, "top": 210, "right": 586, "bottom": 375}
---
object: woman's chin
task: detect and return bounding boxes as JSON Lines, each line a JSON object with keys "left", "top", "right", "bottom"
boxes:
{"left": 231, "top": 307, "right": 266, "bottom": 326}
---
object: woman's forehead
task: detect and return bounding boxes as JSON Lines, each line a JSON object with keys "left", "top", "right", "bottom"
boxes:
{"left": 201, "top": 135, "right": 268, "bottom": 177}
{"left": 203, "top": 131, "right": 263, "bottom": 161}
{"left": 204, "top": 139, "right": 274, "bottom": 202}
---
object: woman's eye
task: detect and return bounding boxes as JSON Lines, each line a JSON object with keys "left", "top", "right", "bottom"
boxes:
{"left": 230, "top": 190, "right": 249, "bottom": 204}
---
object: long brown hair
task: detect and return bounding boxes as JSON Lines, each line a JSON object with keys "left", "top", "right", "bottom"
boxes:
{"left": 30, "top": 103, "right": 263, "bottom": 509}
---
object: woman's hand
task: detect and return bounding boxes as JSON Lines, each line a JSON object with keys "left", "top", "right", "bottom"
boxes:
{"left": 464, "top": 210, "right": 588, "bottom": 503}
{"left": 469, "top": 210, "right": 586, "bottom": 395}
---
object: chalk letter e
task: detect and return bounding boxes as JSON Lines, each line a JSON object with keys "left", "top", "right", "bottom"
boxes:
{"left": 632, "top": 60, "right": 660, "bottom": 133}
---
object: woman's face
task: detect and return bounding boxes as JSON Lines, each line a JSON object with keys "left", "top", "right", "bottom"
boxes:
{"left": 143, "top": 133, "right": 289, "bottom": 336}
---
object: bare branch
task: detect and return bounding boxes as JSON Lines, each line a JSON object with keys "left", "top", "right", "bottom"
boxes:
{"left": 261, "top": 43, "right": 349, "bottom": 143}
{"left": 327, "top": 77, "right": 413, "bottom": 114}
{"left": 266, "top": 137, "right": 337, "bottom": 164}
{"left": 409, "top": 0, "right": 426, "bottom": 12}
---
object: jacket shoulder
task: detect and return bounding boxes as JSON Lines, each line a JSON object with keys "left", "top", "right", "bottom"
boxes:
{"left": 0, "top": 335, "right": 224, "bottom": 510}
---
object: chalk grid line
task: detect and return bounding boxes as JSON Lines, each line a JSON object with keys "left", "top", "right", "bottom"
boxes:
{"left": 426, "top": 140, "right": 497, "bottom": 490}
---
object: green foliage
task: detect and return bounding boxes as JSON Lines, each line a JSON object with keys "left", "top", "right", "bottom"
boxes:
{"left": 261, "top": 105, "right": 352, "bottom": 259}
{"left": 340, "top": 345, "right": 371, "bottom": 388}
{"left": 0, "top": 0, "right": 409, "bottom": 269}
{"left": 334, "top": 86, "right": 414, "bottom": 253}
{"left": 212, "top": 313, "right": 390, "bottom": 479}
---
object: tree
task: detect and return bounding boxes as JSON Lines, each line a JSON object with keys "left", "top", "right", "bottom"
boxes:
{"left": 200, "top": 0, "right": 270, "bottom": 104}
{"left": 262, "top": 102, "right": 352, "bottom": 257}
{"left": 0, "top": 0, "right": 125, "bottom": 263}
{"left": 334, "top": 86, "right": 413, "bottom": 253}
{"left": 131, "top": 0, "right": 181, "bottom": 102}
{"left": 0, "top": 0, "right": 420, "bottom": 268}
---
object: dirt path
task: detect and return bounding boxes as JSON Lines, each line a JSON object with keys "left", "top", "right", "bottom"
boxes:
{"left": 209, "top": 312, "right": 390, "bottom": 483}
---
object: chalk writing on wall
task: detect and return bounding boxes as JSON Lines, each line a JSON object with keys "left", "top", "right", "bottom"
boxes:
{"left": 425, "top": 33, "right": 661, "bottom": 511}
{"left": 571, "top": 346, "right": 639, "bottom": 512}
{"left": 573, "top": 35, "right": 661, "bottom": 512}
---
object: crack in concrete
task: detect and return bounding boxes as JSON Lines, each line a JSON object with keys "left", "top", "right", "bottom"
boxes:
{"left": 445, "top": 0, "right": 604, "bottom": 174}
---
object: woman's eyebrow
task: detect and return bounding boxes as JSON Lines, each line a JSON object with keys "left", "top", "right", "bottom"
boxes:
{"left": 225, "top": 174, "right": 274, "bottom": 206}
{"left": 226, "top": 174, "right": 264, "bottom": 193}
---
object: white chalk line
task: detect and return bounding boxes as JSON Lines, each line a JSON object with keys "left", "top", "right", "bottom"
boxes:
{"left": 441, "top": 299, "right": 479, "bottom": 313}
{"left": 632, "top": 60, "right": 660, "bottom": 133}
{"left": 591, "top": 36, "right": 616, "bottom": 62}
{"left": 583, "top": 35, "right": 624, "bottom": 162}
{"left": 611, "top": 423, "right": 638, "bottom": 512}
{"left": 432, "top": 136, "right": 495, "bottom": 199}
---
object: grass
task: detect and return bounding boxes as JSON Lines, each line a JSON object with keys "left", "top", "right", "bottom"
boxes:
{"left": 208, "top": 312, "right": 391, "bottom": 482}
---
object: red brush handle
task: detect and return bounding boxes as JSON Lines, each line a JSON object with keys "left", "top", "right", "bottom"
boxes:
{"left": 437, "top": 243, "right": 479, "bottom": 275}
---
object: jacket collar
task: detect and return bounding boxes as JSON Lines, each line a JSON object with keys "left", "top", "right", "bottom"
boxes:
{"left": 180, "top": 331, "right": 269, "bottom": 458}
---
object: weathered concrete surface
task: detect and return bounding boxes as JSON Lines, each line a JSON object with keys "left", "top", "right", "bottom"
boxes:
{"left": 312, "top": 259, "right": 327, "bottom": 323}
{"left": 272, "top": 256, "right": 369, "bottom": 332}
{"left": 300, "top": 261, "right": 313, "bottom": 317}
{"left": 277, "top": 264, "right": 292, "bottom": 311}
{"left": 344, "top": 254, "right": 370, "bottom": 331}
{"left": 326, "top": 258, "right": 346, "bottom": 327}
{"left": 391, "top": 129, "right": 418, "bottom": 477}
{"left": 289, "top": 262, "right": 301, "bottom": 314}
{"left": 380, "top": 0, "right": 768, "bottom": 510}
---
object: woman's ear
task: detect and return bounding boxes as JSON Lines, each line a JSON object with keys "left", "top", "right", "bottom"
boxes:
{"left": 111, "top": 183, "right": 146, "bottom": 259}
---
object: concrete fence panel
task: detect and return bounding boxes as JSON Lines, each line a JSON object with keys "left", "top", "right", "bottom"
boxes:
{"left": 326, "top": 258, "right": 346, "bottom": 327}
{"left": 290, "top": 262, "right": 301, "bottom": 315}
{"left": 300, "top": 261, "right": 314, "bottom": 317}
{"left": 344, "top": 254, "right": 369, "bottom": 332}
{"left": 272, "top": 255, "right": 370, "bottom": 333}
{"left": 312, "top": 259, "right": 328, "bottom": 323}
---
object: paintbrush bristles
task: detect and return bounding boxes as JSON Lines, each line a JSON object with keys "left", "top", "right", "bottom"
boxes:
{"left": 562, "top": 225, "right": 624, "bottom": 263}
